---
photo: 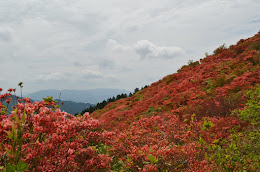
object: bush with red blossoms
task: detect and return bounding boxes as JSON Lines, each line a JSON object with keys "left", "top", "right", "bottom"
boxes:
{"left": 0, "top": 95, "right": 114, "bottom": 171}
{"left": 92, "top": 32, "right": 260, "bottom": 171}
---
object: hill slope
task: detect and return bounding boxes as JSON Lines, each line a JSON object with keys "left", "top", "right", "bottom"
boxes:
{"left": 92, "top": 33, "right": 260, "bottom": 131}
{"left": 86, "top": 32, "right": 260, "bottom": 171}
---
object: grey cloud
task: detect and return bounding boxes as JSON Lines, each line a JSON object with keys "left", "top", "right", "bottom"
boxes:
{"left": 107, "top": 39, "right": 131, "bottom": 51}
{"left": 73, "top": 62, "right": 83, "bottom": 67}
{"left": 98, "top": 60, "right": 116, "bottom": 69}
{"left": 249, "top": 17, "right": 260, "bottom": 24}
{"left": 36, "top": 66, "right": 113, "bottom": 82}
{"left": 134, "top": 40, "right": 185, "bottom": 59}
{"left": 81, "top": 71, "right": 104, "bottom": 80}
{"left": 37, "top": 72, "right": 71, "bottom": 81}
{"left": 0, "top": 27, "right": 13, "bottom": 42}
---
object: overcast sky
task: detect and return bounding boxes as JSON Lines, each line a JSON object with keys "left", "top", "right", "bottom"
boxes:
{"left": 0, "top": 0, "right": 259, "bottom": 94}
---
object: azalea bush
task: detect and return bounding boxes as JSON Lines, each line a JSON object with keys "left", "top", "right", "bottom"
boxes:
{"left": 90, "top": 32, "right": 259, "bottom": 171}
{"left": 205, "top": 86, "right": 260, "bottom": 171}
{"left": 0, "top": 90, "right": 114, "bottom": 171}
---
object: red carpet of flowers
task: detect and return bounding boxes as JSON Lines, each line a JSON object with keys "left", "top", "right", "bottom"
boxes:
{"left": 1, "top": 32, "right": 260, "bottom": 171}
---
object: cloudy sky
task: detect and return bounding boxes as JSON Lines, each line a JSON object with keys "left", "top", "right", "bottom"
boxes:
{"left": 0, "top": 0, "right": 259, "bottom": 94}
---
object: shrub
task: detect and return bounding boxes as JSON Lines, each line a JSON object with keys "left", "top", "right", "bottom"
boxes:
{"left": 0, "top": 89, "right": 114, "bottom": 171}
{"left": 206, "top": 87, "right": 260, "bottom": 171}
{"left": 187, "top": 60, "right": 199, "bottom": 67}
{"left": 248, "top": 40, "right": 260, "bottom": 51}
{"left": 213, "top": 44, "right": 227, "bottom": 55}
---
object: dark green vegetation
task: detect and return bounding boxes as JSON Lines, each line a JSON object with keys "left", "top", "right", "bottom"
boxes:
{"left": 81, "top": 86, "right": 148, "bottom": 114}
{"left": 57, "top": 100, "right": 92, "bottom": 115}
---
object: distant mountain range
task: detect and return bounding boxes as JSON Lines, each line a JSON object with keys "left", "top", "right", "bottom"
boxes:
{"left": 25, "top": 88, "right": 130, "bottom": 104}
{"left": 56, "top": 100, "right": 92, "bottom": 115}
{"left": 3, "top": 95, "right": 92, "bottom": 115}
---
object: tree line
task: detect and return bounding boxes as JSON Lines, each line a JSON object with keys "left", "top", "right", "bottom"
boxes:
{"left": 80, "top": 85, "right": 148, "bottom": 114}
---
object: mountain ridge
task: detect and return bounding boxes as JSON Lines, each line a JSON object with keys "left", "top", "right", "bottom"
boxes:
{"left": 2, "top": 95, "right": 92, "bottom": 115}
{"left": 26, "top": 88, "right": 130, "bottom": 104}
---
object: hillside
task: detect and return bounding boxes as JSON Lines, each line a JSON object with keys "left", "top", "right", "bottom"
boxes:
{"left": 92, "top": 32, "right": 260, "bottom": 131}
{"left": 0, "top": 32, "right": 259, "bottom": 172}
{"left": 88, "top": 32, "right": 260, "bottom": 171}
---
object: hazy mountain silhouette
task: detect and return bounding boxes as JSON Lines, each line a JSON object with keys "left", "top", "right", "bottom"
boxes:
{"left": 2, "top": 95, "right": 93, "bottom": 115}
{"left": 26, "top": 88, "right": 130, "bottom": 104}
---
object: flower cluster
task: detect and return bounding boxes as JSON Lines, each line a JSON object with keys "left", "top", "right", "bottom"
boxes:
{"left": 0, "top": 94, "right": 114, "bottom": 171}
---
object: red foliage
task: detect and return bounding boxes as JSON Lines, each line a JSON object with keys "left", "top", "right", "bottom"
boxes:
{"left": 90, "top": 32, "right": 260, "bottom": 170}
{"left": 0, "top": 98, "right": 114, "bottom": 171}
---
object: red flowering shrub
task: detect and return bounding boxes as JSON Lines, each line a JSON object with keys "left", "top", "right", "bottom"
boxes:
{"left": 91, "top": 32, "right": 260, "bottom": 171}
{"left": 0, "top": 94, "right": 114, "bottom": 171}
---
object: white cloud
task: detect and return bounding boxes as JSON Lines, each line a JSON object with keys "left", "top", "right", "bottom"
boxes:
{"left": 134, "top": 40, "right": 184, "bottom": 59}
{"left": 107, "top": 39, "right": 131, "bottom": 51}
{"left": 107, "top": 39, "right": 184, "bottom": 59}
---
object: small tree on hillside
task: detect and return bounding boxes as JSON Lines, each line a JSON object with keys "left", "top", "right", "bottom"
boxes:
{"left": 18, "top": 82, "right": 23, "bottom": 98}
